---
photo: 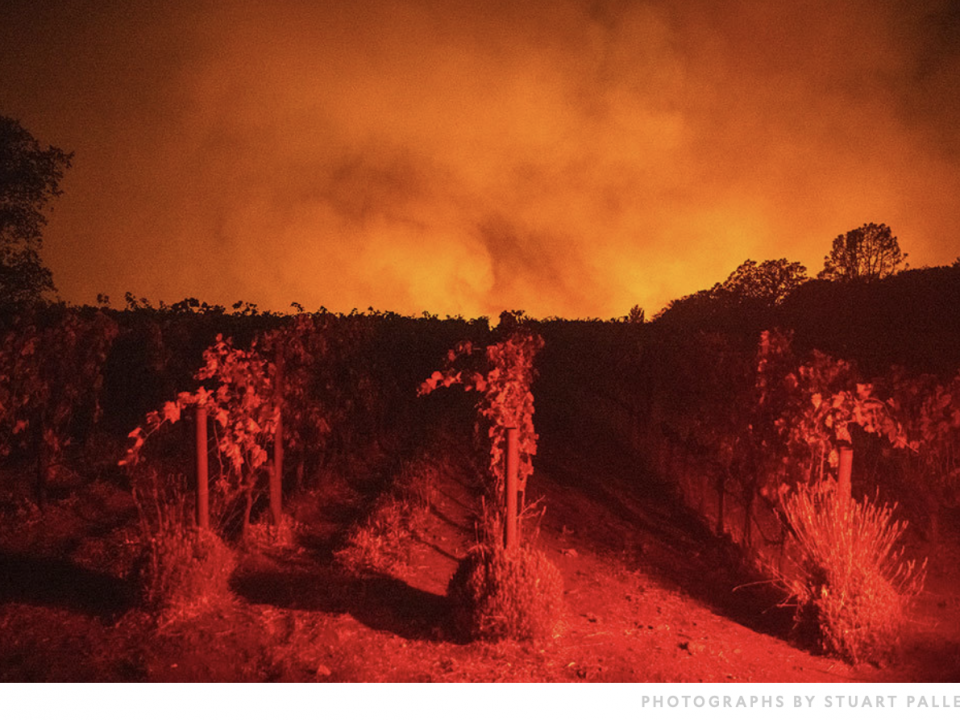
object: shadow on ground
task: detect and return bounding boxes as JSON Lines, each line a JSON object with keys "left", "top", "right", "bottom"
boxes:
{"left": 0, "top": 552, "right": 135, "bottom": 620}
{"left": 232, "top": 563, "right": 456, "bottom": 643}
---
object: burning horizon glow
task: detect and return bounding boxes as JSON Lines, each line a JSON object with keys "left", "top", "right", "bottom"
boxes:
{"left": 1, "top": 0, "right": 959, "bottom": 318}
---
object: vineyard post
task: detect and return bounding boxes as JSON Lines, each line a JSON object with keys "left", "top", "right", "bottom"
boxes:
{"left": 505, "top": 427, "right": 519, "bottom": 551}
{"left": 838, "top": 445, "right": 853, "bottom": 505}
{"left": 270, "top": 353, "right": 284, "bottom": 526}
{"left": 195, "top": 404, "right": 210, "bottom": 531}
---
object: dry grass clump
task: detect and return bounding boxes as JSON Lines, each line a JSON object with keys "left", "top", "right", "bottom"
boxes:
{"left": 244, "top": 514, "right": 300, "bottom": 551}
{"left": 336, "top": 497, "right": 426, "bottom": 574}
{"left": 778, "top": 482, "right": 926, "bottom": 664}
{"left": 335, "top": 458, "right": 435, "bottom": 574}
{"left": 447, "top": 544, "right": 564, "bottom": 642}
{"left": 133, "top": 470, "right": 236, "bottom": 618}
{"left": 139, "top": 524, "right": 236, "bottom": 618}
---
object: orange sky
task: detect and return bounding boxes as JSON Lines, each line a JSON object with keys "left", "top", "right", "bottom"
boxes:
{"left": 2, "top": 0, "right": 959, "bottom": 318}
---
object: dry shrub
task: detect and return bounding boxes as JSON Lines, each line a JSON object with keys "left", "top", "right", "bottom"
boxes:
{"left": 393, "top": 455, "right": 439, "bottom": 512}
{"left": 447, "top": 544, "right": 564, "bottom": 642}
{"left": 335, "top": 458, "right": 436, "bottom": 574}
{"left": 140, "top": 524, "right": 236, "bottom": 617}
{"left": 244, "top": 514, "right": 300, "bottom": 551}
{"left": 336, "top": 499, "right": 424, "bottom": 574}
{"left": 133, "top": 470, "right": 236, "bottom": 618}
{"left": 778, "top": 482, "right": 926, "bottom": 664}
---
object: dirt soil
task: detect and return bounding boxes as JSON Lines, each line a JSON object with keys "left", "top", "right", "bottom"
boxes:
{"left": 1, "top": 427, "right": 959, "bottom": 683}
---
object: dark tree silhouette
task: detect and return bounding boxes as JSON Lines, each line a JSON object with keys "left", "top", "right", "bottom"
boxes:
{"left": 653, "top": 257, "right": 807, "bottom": 328}
{"left": 817, "top": 223, "right": 906, "bottom": 282}
{"left": 721, "top": 258, "right": 808, "bottom": 305}
{"left": 0, "top": 115, "right": 72, "bottom": 311}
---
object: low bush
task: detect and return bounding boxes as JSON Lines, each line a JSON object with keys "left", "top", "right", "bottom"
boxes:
{"left": 336, "top": 499, "right": 424, "bottom": 574}
{"left": 243, "top": 514, "right": 299, "bottom": 551}
{"left": 447, "top": 544, "right": 564, "bottom": 642}
{"left": 138, "top": 524, "right": 236, "bottom": 618}
{"left": 778, "top": 482, "right": 926, "bottom": 664}
{"left": 133, "top": 470, "right": 236, "bottom": 618}
{"left": 335, "top": 458, "right": 436, "bottom": 574}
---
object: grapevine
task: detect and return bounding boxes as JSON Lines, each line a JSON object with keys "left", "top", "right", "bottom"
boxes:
{"left": 121, "top": 334, "right": 278, "bottom": 533}
{"left": 0, "top": 308, "right": 117, "bottom": 501}
{"left": 420, "top": 327, "right": 544, "bottom": 505}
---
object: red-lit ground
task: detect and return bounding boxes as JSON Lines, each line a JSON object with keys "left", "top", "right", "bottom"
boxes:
{"left": 1, "top": 424, "right": 958, "bottom": 683}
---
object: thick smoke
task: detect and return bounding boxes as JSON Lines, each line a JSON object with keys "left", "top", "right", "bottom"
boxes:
{"left": 1, "top": 0, "right": 958, "bottom": 317}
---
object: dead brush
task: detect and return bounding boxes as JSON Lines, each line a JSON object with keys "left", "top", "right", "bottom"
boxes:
{"left": 392, "top": 456, "right": 439, "bottom": 515}
{"left": 776, "top": 481, "right": 926, "bottom": 664}
{"left": 447, "top": 543, "right": 564, "bottom": 642}
{"left": 132, "top": 469, "right": 236, "bottom": 620}
{"left": 243, "top": 514, "right": 300, "bottom": 551}
{"left": 335, "top": 458, "right": 435, "bottom": 574}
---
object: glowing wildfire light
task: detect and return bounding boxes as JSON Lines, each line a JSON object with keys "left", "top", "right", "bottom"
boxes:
{"left": 1, "top": 0, "right": 958, "bottom": 317}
